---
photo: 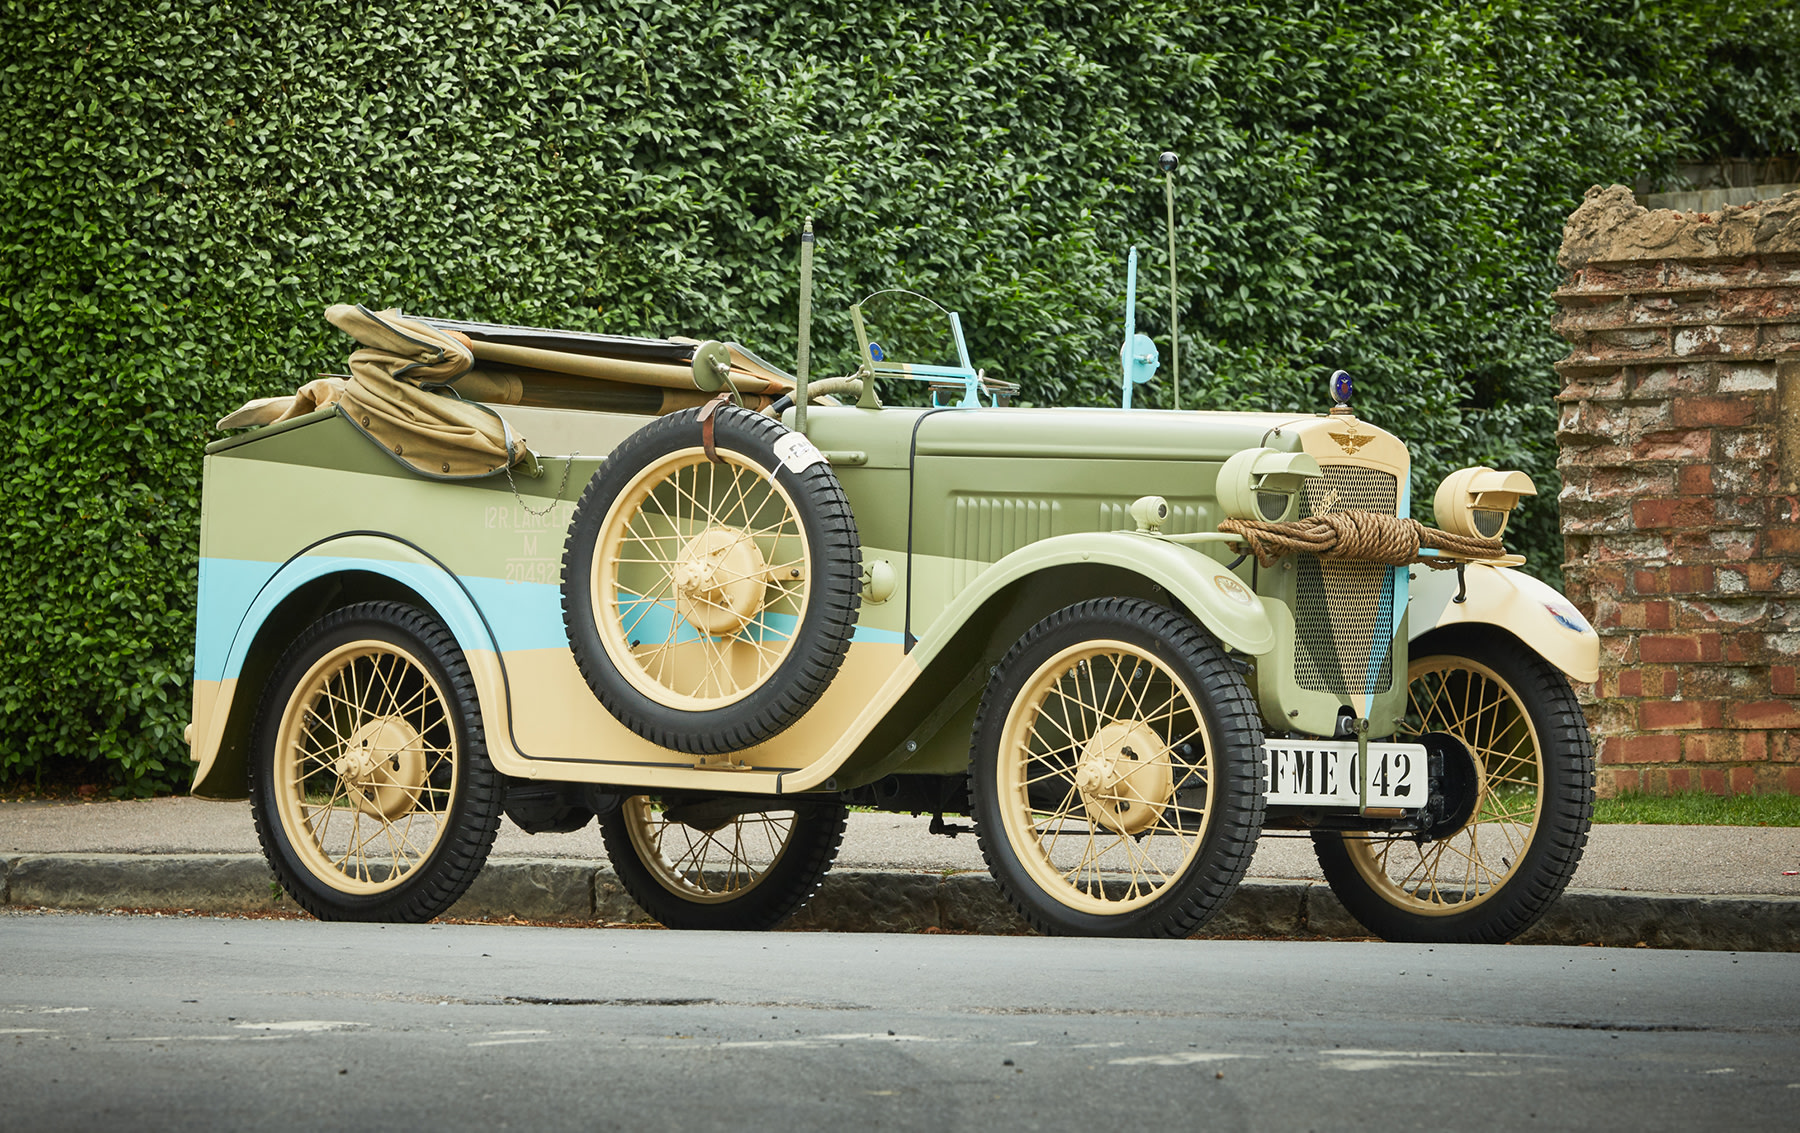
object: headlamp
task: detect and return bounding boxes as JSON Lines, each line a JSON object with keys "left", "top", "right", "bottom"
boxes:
{"left": 1217, "top": 448, "right": 1322, "bottom": 523}
{"left": 1432, "top": 466, "right": 1536, "bottom": 540}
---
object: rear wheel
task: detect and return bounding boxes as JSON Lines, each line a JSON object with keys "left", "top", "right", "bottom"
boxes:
{"left": 1314, "top": 627, "right": 1594, "bottom": 944}
{"left": 249, "top": 602, "right": 503, "bottom": 922}
{"left": 970, "top": 598, "right": 1265, "bottom": 937}
{"left": 599, "top": 794, "right": 847, "bottom": 930}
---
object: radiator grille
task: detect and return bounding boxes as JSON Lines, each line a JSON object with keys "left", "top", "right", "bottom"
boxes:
{"left": 1293, "top": 466, "right": 1399, "bottom": 695}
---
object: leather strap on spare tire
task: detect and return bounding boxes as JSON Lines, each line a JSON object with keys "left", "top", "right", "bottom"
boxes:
{"left": 561, "top": 404, "right": 862, "bottom": 755}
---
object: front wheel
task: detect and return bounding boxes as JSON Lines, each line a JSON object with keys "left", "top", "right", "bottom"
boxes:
{"left": 969, "top": 598, "right": 1266, "bottom": 937}
{"left": 599, "top": 794, "right": 847, "bottom": 930}
{"left": 1314, "top": 627, "right": 1594, "bottom": 944}
{"left": 249, "top": 601, "right": 504, "bottom": 922}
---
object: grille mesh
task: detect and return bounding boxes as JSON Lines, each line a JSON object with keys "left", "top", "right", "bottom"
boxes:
{"left": 1293, "top": 466, "right": 1399, "bottom": 695}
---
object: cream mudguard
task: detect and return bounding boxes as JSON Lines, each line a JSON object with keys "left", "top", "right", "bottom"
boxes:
{"left": 1408, "top": 563, "right": 1599, "bottom": 684}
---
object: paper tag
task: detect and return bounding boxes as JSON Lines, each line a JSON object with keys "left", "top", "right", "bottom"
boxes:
{"left": 773, "top": 431, "right": 827, "bottom": 473}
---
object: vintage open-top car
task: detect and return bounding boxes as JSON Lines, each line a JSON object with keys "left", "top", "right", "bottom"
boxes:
{"left": 189, "top": 253, "right": 1598, "bottom": 944}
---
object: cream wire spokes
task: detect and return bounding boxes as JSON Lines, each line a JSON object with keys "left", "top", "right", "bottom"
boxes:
{"left": 1343, "top": 657, "right": 1542, "bottom": 912}
{"left": 276, "top": 642, "right": 458, "bottom": 894}
{"left": 601, "top": 450, "right": 810, "bottom": 709}
{"left": 621, "top": 797, "right": 796, "bottom": 904}
{"left": 999, "top": 642, "right": 1216, "bottom": 914}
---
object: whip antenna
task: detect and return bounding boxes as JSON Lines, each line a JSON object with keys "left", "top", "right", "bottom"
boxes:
{"left": 1160, "top": 151, "right": 1180, "bottom": 411}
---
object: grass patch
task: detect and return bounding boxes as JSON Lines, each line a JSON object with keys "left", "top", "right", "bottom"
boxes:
{"left": 1593, "top": 791, "right": 1800, "bottom": 827}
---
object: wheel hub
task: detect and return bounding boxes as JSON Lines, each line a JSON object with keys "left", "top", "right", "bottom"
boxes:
{"left": 335, "top": 717, "right": 428, "bottom": 821}
{"left": 1074, "top": 721, "right": 1173, "bottom": 835}
{"left": 673, "top": 526, "right": 769, "bottom": 636}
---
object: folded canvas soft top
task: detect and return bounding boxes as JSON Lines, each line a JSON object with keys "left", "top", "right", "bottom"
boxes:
{"left": 217, "top": 305, "right": 798, "bottom": 479}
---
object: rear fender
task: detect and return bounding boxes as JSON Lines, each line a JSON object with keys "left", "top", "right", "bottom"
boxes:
{"left": 190, "top": 534, "right": 505, "bottom": 798}
{"left": 1408, "top": 563, "right": 1599, "bottom": 683}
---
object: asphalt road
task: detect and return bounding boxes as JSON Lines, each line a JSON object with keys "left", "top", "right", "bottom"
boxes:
{"left": 4, "top": 910, "right": 1797, "bottom": 1132}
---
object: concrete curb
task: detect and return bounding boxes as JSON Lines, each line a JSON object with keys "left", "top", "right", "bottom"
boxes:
{"left": 3, "top": 853, "right": 1796, "bottom": 950}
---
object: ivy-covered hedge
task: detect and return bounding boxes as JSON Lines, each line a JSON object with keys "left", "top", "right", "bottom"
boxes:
{"left": 3, "top": 0, "right": 1795, "bottom": 792}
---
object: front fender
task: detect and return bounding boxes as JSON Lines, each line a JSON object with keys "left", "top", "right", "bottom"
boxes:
{"left": 911, "top": 531, "right": 1275, "bottom": 664}
{"left": 1409, "top": 563, "right": 1599, "bottom": 683}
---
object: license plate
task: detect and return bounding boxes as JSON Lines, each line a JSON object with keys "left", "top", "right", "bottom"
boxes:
{"left": 1263, "top": 738, "right": 1427, "bottom": 808}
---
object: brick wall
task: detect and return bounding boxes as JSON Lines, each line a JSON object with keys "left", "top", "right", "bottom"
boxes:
{"left": 1554, "top": 184, "right": 1800, "bottom": 796}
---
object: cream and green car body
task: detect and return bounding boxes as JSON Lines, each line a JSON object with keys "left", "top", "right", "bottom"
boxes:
{"left": 192, "top": 350, "right": 1599, "bottom": 941}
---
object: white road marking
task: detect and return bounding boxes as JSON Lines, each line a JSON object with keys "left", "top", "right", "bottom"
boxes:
{"left": 234, "top": 1021, "right": 366, "bottom": 1033}
{"left": 1110, "top": 1052, "right": 1245, "bottom": 1067}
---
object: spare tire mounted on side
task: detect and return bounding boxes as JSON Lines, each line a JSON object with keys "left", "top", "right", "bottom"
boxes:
{"left": 561, "top": 404, "right": 861, "bottom": 754}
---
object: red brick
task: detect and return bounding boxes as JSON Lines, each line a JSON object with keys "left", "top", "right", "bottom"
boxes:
{"left": 1681, "top": 731, "right": 1739, "bottom": 762}
{"left": 1617, "top": 670, "right": 1643, "bottom": 697}
{"left": 1730, "top": 766, "right": 1756, "bottom": 793}
{"left": 1639, "top": 633, "right": 1722, "bottom": 663}
{"left": 1601, "top": 600, "right": 1675, "bottom": 630}
{"left": 1641, "top": 700, "right": 1725, "bottom": 730}
{"left": 1608, "top": 734, "right": 1682, "bottom": 764}
{"left": 1724, "top": 632, "right": 1769, "bottom": 664}
{"left": 1595, "top": 765, "right": 1641, "bottom": 797}
{"left": 1742, "top": 732, "right": 1770, "bottom": 762}
{"left": 1669, "top": 565, "right": 1716, "bottom": 593}
{"left": 1773, "top": 665, "right": 1797, "bottom": 696}
{"left": 1728, "top": 700, "right": 1800, "bottom": 729}
{"left": 1632, "top": 498, "right": 1715, "bottom": 529}
{"left": 1784, "top": 767, "right": 1800, "bottom": 794}
{"left": 1676, "top": 465, "right": 1715, "bottom": 495}
{"left": 1672, "top": 394, "right": 1758, "bottom": 427}
{"left": 1699, "top": 767, "right": 1729, "bottom": 794}
{"left": 1632, "top": 569, "right": 1668, "bottom": 595}
{"left": 1632, "top": 429, "right": 1712, "bottom": 462}
{"left": 1764, "top": 527, "right": 1800, "bottom": 555}
{"left": 1665, "top": 767, "right": 1695, "bottom": 792}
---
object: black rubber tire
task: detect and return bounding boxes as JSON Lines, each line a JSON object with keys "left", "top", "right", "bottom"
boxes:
{"left": 599, "top": 795, "right": 848, "bottom": 930}
{"left": 1313, "top": 626, "right": 1595, "bottom": 944}
{"left": 561, "top": 405, "right": 861, "bottom": 754}
{"left": 969, "top": 598, "right": 1266, "bottom": 938}
{"left": 249, "top": 601, "right": 504, "bottom": 922}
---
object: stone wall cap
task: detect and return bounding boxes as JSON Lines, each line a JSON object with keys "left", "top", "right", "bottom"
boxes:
{"left": 1561, "top": 183, "right": 1800, "bottom": 272}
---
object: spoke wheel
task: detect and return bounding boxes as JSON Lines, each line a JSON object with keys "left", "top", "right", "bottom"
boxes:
{"left": 250, "top": 602, "right": 502, "bottom": 922}
{"left": 563, "top": 406, "right": 860, "bottom": 754}
{"left": 970, "top": 598, "right": 1265, "bottom": 938}
{"left": 1315, "top": 626, "right": 1594, "bottom": 944}
{"left": 600, "top": 795, "right": 847, "bottom": 930}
